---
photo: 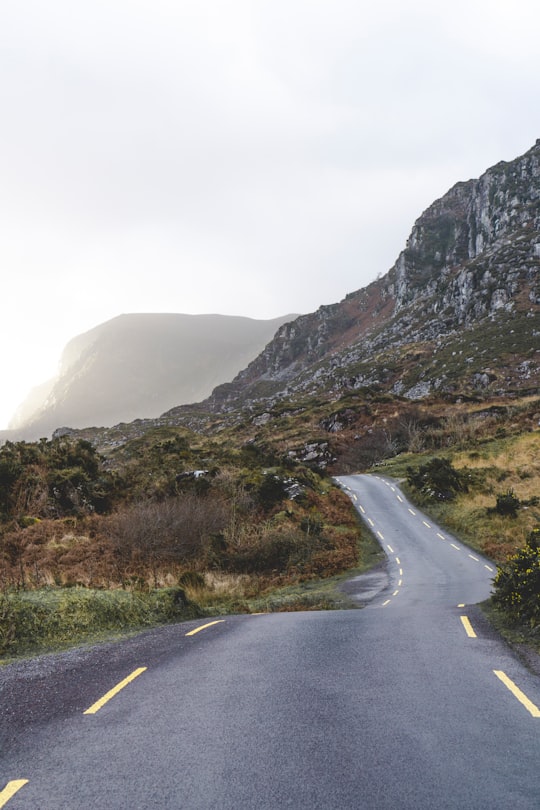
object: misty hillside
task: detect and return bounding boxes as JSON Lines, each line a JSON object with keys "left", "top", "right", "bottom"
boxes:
{"left": 9, "top": 312, "right": 296, "bottom": 439}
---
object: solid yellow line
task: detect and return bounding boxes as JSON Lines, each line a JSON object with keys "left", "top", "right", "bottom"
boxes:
{"left": 185, "top": 620, "right": 225, "bottom": 637}
{"left": 84, "top": 667, "right": 147, "bottom": 715}
{"left": 0, "top": 780, "right": 29, "bottom": 807}
{"left": 493, "top": 670, "right": 540, "bottom": 717}
{"left": 460, "top": 616, "right": 477, "bottom": 638}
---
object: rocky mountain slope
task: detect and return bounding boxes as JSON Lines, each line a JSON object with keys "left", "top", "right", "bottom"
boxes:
{"left": 197, "top": 139, "right": 540, "bottom": 415}
{"left": 9, "top": 312, "right": 296, "bottom": 439}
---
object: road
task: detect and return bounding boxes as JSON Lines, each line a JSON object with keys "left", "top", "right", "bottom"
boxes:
{"left": 1, "top": 474, "right": 539, "bottom": 808}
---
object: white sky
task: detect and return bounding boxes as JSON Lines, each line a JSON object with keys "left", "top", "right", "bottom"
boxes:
{"left": 1, "top": 0, "right": 539, "bottom": 429}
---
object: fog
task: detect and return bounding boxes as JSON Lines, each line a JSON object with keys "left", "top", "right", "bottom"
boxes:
{"left": 1, "top": 0, "right": 539, "bottom": 428}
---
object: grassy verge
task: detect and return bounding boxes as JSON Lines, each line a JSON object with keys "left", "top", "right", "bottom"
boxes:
{"left": 0, "top": 587, "right": 203, "bottom": 660}
{"left": 480, "top": 599, "right": 540, "bottom": 661}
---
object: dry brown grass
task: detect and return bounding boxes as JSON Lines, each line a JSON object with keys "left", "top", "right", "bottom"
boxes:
{"left": 415, "top": 432, "right": 540, "bottom": 562}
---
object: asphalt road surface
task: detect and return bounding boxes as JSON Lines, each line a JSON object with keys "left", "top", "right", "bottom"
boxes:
{"left": 1, "top": 474, "right": 539, "bottom": 809}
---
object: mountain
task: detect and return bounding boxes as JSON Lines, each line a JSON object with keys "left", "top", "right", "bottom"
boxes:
{"left": 192, "top": 139, "right": 540, "bottom": 415}
{"left": 9, "top": 312, "right": 296, "bottom": 439}
{"left": 11, "top": 141, "right": 539, "bottom": 455}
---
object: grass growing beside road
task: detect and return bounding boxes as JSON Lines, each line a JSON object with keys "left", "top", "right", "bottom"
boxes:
{"left": 378, "top": 432, "right": 540, "bottom": 654}
{"left": 378, "top": 431, "right": 540, "bottom": 563}
{"left": 0, "top": 587, "right": 202, "bottom": 659}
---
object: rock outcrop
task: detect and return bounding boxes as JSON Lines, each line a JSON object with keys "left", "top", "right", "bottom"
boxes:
{"left": 202, "top": 140, "right": 540, "bottom": 414}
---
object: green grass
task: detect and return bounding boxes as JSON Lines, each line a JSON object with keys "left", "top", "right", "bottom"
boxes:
{"left": 0, "top": 586, "right": 203, "bottom": 660}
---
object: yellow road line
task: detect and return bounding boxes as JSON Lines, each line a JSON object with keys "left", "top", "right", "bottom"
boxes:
{"left": 451, "top": 543, "right": 460, "bottom": 551}
{"left": 185, "top": 619, "right": 225, "bottom": 637}
{"left": 84, "top": 667, "right": 147, "bottom": 715}
{"left": 377, "top": 531, "right": 384, "bottom": 540}
{"left": 398, "top": 579, "right": 402, "bottom": 586}
{"left": 437, "top": 532, "right": 445, "bottom": 540}
{"left": 460, "top": 616, "right": 477, "bottom": 638}
{"left": 493, "top": 670, "right": 540, "bottom": 717}
{"left": 382, "top": 599, "right": 391, "bottom": 606}
{"left": 386, "top": 544, "right": 394, "bottom": 553}
{"left": 0, "top": 781, "right": 28, "bottom": 808}
{"left": 469, "top": 554, "right": 479, "bottom": 561}
{"left": 422, "top": 520, "right": 431, "bottom": 528}
{"left": 458, "top": 603, "right": 465, "bottom": 607}
{"left": 367, "top": 518, "right": 374, "bottom": 527}
{"left": 484, "top": 564, "right": 494, "bottom": 572}
{"left": 397, "top": 495, "right": 403, "bottom": 502}
{"left": 408, "top": 508, "right": 416, "bottom": 515}
{"left": 359, "top": 505, "right": 366, "bottom": 514}
{"left": 393, "top": 590, "right": 399, "bottom": 596}
{"left": 395, "top": 556, "right": 400, "bottom": 564}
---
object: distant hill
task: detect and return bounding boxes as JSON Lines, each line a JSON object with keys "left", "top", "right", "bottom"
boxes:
{"left": 9, "top": 312, "right": 296, "bottom": 439}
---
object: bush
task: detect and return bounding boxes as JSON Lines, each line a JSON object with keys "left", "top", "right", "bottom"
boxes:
{"left": 492, "top": 528, "right": 540, "bottom": 627}
{"left": 406, "top": 457, "right": 467, "bottom": 501}
{"left": 494, "top": 490, "right": 520, "bottom": 518}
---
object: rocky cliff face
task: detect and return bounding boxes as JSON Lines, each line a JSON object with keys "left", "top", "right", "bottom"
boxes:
{"left": 204, "top": 140, "right": 540, "bottom": 413}
{"left": 387, "top": 139, "right": 540, "bottom": 318}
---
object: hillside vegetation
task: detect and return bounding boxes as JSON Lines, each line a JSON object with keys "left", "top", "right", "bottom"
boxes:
{"left": 1, "top": 390, "right": 538, "bottom": 656}
{"left": 0, "top": 427, "right": 381, "bottom": 656}
{"left": 2, "top": 140, "right": 539, "bottom": 656}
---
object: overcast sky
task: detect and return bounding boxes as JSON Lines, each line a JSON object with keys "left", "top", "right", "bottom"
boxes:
{"left": 1, "top": 0, "right": 539, "bottom": 429}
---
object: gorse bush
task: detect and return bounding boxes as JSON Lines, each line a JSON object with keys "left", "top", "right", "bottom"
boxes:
{"left": 492, "top": 528, "right": 540, "bottom": 627}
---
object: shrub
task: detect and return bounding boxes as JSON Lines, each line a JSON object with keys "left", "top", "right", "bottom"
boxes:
{"left": 494, "top": 490, "right": 520, "bottom": 518}
{"left": 492, "top": 528, "right": 540, "bottom": 627}
{"left": 406, "top": 457, "right": 467, "bottom": 501}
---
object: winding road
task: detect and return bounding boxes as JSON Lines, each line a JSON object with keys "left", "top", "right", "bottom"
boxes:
{"left": 1, "top": 474, "right": 539, "bottom": 808}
